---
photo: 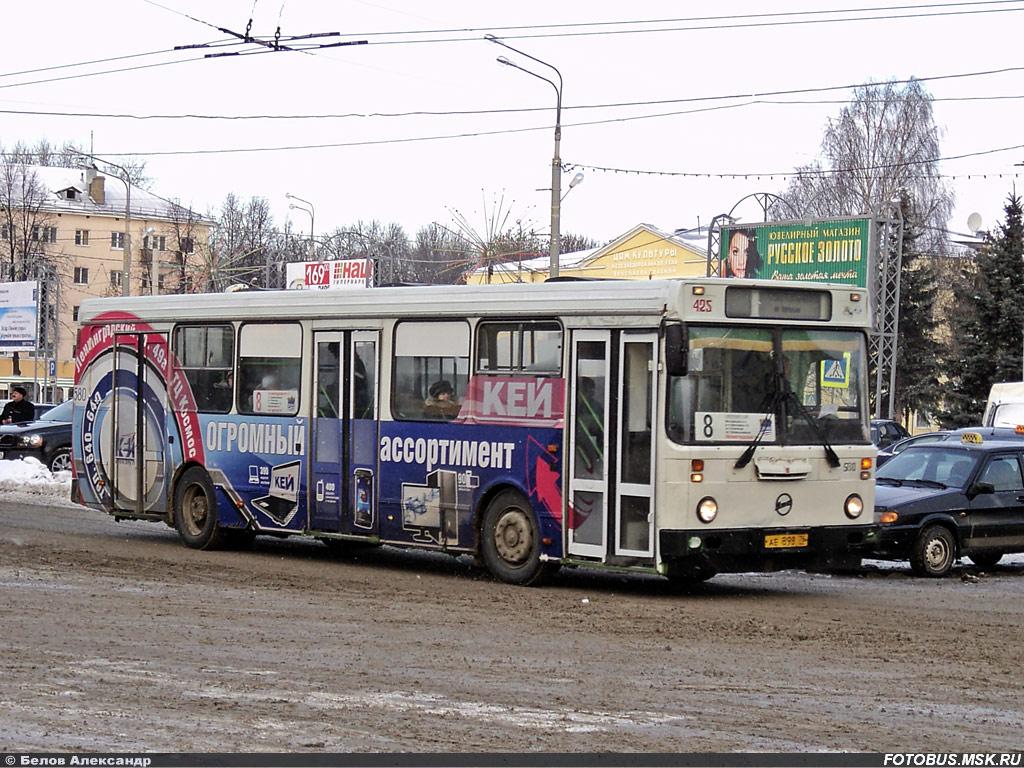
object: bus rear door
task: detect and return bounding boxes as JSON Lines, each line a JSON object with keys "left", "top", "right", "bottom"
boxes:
{"left": 110, "top": 331, "right": 169, "bottom": 517}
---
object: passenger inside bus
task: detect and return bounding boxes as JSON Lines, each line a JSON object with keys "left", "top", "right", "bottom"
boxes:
{"left": 423, "top": 380, "right": 460, "bottom": 420}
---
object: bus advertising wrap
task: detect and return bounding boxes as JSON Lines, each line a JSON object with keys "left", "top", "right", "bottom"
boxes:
{"left": 721, "top": 217, "right": 872, "bottom": 287}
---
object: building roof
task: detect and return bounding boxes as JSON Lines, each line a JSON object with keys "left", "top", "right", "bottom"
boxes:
{"left": 11, "top": 164, "right": 213, "bottom": 225}
{"left": 470, "top": 222, "right": 707, "bottom": 281}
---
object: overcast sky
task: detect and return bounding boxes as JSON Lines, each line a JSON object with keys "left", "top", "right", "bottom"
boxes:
{"left": 3, "top": 0, "right": 1022, "bottom": 245}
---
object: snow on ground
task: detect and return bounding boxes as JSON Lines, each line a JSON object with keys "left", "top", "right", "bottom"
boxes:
{"left": 0, "top": 457, "right": 75, "bottom": 507}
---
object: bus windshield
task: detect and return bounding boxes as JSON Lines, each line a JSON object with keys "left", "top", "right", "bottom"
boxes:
{"left": 667, "top": 326, "right": 869, "bottom": 445}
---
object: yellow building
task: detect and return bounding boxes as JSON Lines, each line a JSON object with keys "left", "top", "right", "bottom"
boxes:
{"left": 1, "top": 165, "right": 214, "bottom": 402}
{"left": 465, "top": 223, "right": 708, "bottom": 284}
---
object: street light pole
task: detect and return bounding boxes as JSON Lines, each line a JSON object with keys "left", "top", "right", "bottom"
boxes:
{"left": 75, "top": 152, "right": 131, "bottom": 297}
{"left": 285, "top": 193, "right": 316, "bottom": 260}
{"left": 488, "top": 35, "right": 563, "bottom": 280}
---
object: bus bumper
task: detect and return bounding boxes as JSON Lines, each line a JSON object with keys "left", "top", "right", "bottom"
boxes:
{"left": 660, "top": 524, "right": 877, "bottom": 574}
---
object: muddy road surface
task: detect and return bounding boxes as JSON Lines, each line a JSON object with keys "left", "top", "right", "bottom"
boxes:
{"left": 1, "top": 498, "right": 1022, "bottom": 753}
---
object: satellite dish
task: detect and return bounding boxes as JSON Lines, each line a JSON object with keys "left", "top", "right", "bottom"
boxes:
{"left": 967, "top": 212, "right": 983, "bottom": 234}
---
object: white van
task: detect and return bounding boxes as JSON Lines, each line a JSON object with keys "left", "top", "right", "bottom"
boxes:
{"left": 982, "top": 382, "right": 1024, "bottom": 427}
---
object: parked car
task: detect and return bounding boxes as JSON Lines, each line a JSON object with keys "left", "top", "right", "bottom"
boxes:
{"left": 872, "top": 432, "right": 1024, "bottom": 576}
{"left": 0, "top": 400, "right": 56, "bottom": 421}
{"left": 878, "top": 425, "right": 1024, "bottom": 467}
{"left": 0, "top": 399, "right": 73, "bottom": 471}
{"left": 876, "top": 431, "right": 951, "bottom": 467}
{"left": 870, "top": 419, "right": 911, "bottom": 449}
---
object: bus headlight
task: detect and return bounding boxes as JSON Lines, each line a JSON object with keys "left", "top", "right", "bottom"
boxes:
{"left": 844, "top": 493, "right": 864, "bottom": 519}
{"left": 697, "top": 497, "right": 718, "bottom": 524}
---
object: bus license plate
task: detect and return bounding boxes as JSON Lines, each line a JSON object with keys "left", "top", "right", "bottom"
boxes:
{"left": 764, "top": 533, "right": 808, "bottom": 549}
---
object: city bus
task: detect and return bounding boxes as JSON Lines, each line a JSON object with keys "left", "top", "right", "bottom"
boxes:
{"left": 71, "top": 278, "right": 875, "bottom": 585}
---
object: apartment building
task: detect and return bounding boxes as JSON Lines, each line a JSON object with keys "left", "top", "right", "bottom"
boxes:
{"left": 0, "top": 164, "right": 214, "bottom": 402}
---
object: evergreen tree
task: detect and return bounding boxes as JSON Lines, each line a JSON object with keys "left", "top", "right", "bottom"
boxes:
{"left": 892, "top": 195, "right": 943, "bottom": 423}
{"left": 942, "top": 193, "right": 1024, "bottom": 426}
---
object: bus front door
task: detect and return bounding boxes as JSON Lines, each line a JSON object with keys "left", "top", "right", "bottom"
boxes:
{"left": 110, "top": 332, "right": 169, "bottom": 517}
{"left": 310, "top": 330, "right": 379, "bottom": 536}
{"left": 567, "top": 331, "right": 657, "bottom": 562}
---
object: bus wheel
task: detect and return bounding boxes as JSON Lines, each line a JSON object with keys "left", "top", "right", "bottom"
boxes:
{"left": 480, "top": 491, "right": 547, "bottom": 586}
{"left": 174, "top": 467, "right": 223, "bottom": 550}
{"left": 910, "top": 524, "right": 955, "bottom": 577}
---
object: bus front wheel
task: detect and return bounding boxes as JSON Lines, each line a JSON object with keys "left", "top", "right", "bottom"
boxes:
{"left": 174, "top": 467, "right": 223, "bottom": 550}
{"left": 480, "top": 491, "right": 548, "bottom": 586}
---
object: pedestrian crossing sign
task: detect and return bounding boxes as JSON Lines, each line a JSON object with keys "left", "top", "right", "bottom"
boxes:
{"left": 820, "top": 352, "right": 851, "bottom": 389}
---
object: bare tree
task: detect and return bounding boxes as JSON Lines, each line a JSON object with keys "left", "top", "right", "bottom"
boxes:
{"left": 0, "top": 153, "right": 57, "bottom": 281}
{"left": 781, "top": 79, "right": 953, "bottom": 251}
{"left": 7, "top": 139, "right": 151, "bottom": 188}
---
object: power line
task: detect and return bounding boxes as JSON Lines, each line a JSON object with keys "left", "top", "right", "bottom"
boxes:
{"left": 3, "top": 1, "right": 1022, "bottom": 92}
{"left": 565, "top": 143, "right": 1024, "bottom": 180}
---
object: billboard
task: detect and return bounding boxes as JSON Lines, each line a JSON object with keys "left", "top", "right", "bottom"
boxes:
{"left": 285, "top": 259, "right": 372, "bottom": 290}
{"left": 0, "top": 280, "right": 39, "bottom": 352}
{"left": 720, "top": 217, "right": 872, "bottom": 288}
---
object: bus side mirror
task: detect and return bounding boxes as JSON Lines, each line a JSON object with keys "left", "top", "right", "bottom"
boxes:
{"left": 665, "top": 324, "right": 687, "bottom": 376}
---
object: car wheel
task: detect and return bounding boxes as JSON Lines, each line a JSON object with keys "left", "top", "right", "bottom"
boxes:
{"left": 969, "top": 551, "right": 1003, "bottom": 569}
{"left": 910, "top": 524, "right": 956, "bottom": 577}
{"left": 173, "top": 467, "right": 223, "bottom": 550}
{"left": 479, "top": 490, "right": 549, "bottom": 586}
{"left": 47, "top": 447, "right": 72, "bottom": 473}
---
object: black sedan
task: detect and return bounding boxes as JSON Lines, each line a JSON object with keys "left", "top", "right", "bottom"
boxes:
{"left": 0, "top": 399, "right": 73, "bottom": 472}
{"left": 872, "top": 434, "right": 1024, "bottom": 576}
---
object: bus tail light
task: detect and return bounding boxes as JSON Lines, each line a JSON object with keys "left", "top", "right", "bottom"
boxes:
{"left": 844, "top": 494, "right": 864, "bottom": 519}
{"left": 697, "top": 496, "right": 718, "bottom": 523}
{"left": 691, "top": 459, "right": 704, "bottom": 483}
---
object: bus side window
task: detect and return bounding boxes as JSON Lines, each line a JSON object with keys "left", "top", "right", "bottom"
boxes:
{"left": 173, "top": 324, "right": 234, "bottom": 413}
{"left": 237, "top": 323, "right": 302, "bottom": 416}
{"left": 393, "top": 321, "right": 470, "bottom": 421}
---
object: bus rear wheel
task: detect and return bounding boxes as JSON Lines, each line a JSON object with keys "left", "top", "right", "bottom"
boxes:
{"left": 174, "top": 467, "right": 223, "bottom": 550}
{"left": 480, "top": 491, "right": 548, "bottom": 586}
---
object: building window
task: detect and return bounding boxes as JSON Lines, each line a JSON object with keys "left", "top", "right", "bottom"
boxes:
{"left": 73, "top": 267, "right": 89, "bottom": 284}
{"left": 73, "top": 306, "right": 80, "bottom": 321}
{"left": 180, "top": 237, "right": 194, "bottom": 254}
{"left": 110, "top": 270, "right": 123, "bottom": 288}
{"left": 111, "top": 231, "right": 125, "bottom": 249}
{"left": 392, "top": 321, "right": 470, "bottom": 421}
{"left": 75, "top": 229, "right": 89, "bottom": 246}
{"left": 1, "top": 224, "right": 9, "bottom": 241}
{"left": 32, "top": 225, "right": 57, "bottom": 243}
{"left": 144, "top": 234, "right": 167, "bottom": 251}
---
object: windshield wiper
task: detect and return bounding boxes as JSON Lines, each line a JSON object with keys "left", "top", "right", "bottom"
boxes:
{"left": 734, "top": 377, "right": 785, "bottom": 470}
{"left": 782, "top": 388, "right": 841, "bottom": 469}
{"left": 876, "top": 477, "right": 903, "bottom": 486}
{"left": 906, "top": 478, "right": 948, "bottom": 489}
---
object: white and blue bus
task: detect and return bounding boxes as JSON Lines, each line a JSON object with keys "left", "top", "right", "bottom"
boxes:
{"left": 72, "top": 278, "right": 875, "bottom": 585}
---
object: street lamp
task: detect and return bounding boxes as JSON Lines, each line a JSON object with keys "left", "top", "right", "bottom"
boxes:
{"left": 74, "top": 151, "right": 131, "bottom": 297}
{"left": 561, "top": 171, "right": 584, "bottom": 202}
{"left": 285, "top": 193, "right": 315, "bottom": 260}
{"left": 488, "top": 34, "right": 564, "bottom": 280}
